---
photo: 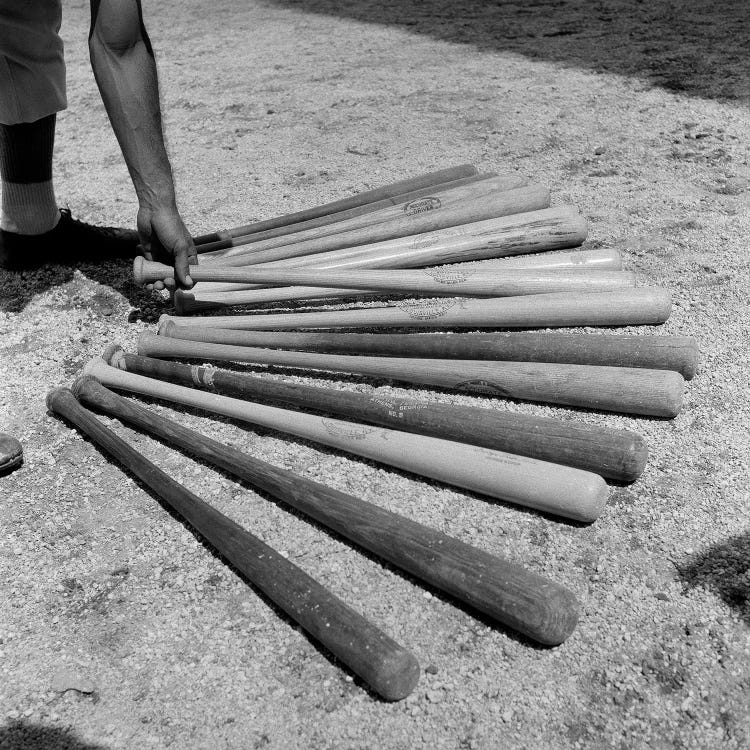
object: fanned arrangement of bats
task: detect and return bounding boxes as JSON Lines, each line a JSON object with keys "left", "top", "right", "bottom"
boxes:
{"left": 49, "top": 165, "right": 698, "bottom": 700}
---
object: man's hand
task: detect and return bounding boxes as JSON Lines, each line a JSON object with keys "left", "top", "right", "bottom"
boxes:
{"left": 137, "top": 203, "right": 197, "bottom": 290}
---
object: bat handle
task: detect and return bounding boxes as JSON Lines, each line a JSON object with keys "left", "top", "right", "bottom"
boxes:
{"left": 133, "top": 257, "right": 175, "bottom": 285}
{"left": 46, "top": 387, "right": 420, "bottom": 701}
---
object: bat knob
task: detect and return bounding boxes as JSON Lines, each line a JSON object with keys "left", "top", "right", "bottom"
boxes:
{"left": 133, "top": 256, "right": 146, "bottom": 285}
{"left": 102, "top": 344, "right": 125, "bottom": 367}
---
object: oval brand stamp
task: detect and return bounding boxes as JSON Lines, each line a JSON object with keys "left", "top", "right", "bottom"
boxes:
{"left": 423, "top": 267, "right": 473, "bottom": 285}
{"left": 320, "top": 418, "right": 378, "bottom": 440}
{"left": 395, "top": 298, "right": 459, "bottom": 320}
{"left": 403, "top": 197, "right": 442, "bottom": 216}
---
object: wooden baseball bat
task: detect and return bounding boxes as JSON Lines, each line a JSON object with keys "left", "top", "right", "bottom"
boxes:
{"left": 137, "top": 331, "right": 684, "bottom": 417}
{"left": 177, "top": 249, "right": 621, "bottom": 311}
{"left": 105, "top": 350, "right": 648, "bottom": 481}
{"left": 90, "top": 352, "right": 610, "bottom": 522}
{"left": 177, "top": 250, "right": 616, "bottom": 312}
{"left": 196, "top": 173, "right": 511, "bottom": 255}
{"left": 178, "top": 208, "right": 591, "bottom": 307}
{"left": 46, "top": 386, "right": 420, "bottom": 700}
{"left": 161, "top": 288, "right": 672, "bottom": 330}
{"left": 72, "top": 376, "right": 580, "bottom": 645}
{"left": 159, "top": 325, "right": 699, "bottom": 380}
{"left": 136, "top": 259, "right": 635, "bottom": 298}
{"left": 205, "top": 184, "right": 551, "bottom": 267}
{"left": 193, "top": 164, "right": 479, "bottom": 245}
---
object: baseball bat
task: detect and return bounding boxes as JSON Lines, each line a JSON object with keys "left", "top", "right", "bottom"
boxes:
{"left": 73, "top": 376, "right": 580, "bottom": 645}
{"left": 193, "top": 164, "right": 479, "bottom": 245}
{"left": 205, "top": 184, "right": 551, "bottom": 267}
{"left": 90, "top": 352, "right": 609, "bottom": 522}
{"left": 137, "top": 331, "right": 684, "bottom": 417}
{"left": 106, "top": 350, "right": 648, "bottom": 481}
{"left": 159, "top": 325, "right": 699, "bottom": 380}
{"left": 46, "top": 386, "right": 420, "bottom": 700}
{"left": 196, "top": 173, "right": 512, "bottom": 255}
{"left": 161, "top": 288, "right": 672, "bottom": 330}
{"left": 177, "top": 250, "right": 620, "bottom": 311}
{"left": 177, "top": 250, "right": 618, "bottom": 311}
{"left": 136, "top": 258, "right": 635, "bottom": 298}
{"left": 178, "top": 208, "right": 591, "bottom": 308}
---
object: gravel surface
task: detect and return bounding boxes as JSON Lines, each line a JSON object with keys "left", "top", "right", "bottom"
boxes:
{"left": 1, "top": 1, "right": 749, "bottom": 748}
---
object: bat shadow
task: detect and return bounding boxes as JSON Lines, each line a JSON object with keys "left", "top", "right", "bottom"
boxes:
{"left": 265, "top": 0, "right": 750, "bottom": 104}
{"left": 676, "top": 532, "right": 750, "bottom": 626}
{"left": 0, "top": 720, "right": 107, "bottom": 750}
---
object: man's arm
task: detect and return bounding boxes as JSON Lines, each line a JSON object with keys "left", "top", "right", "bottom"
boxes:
{"left": 88, "top": 0, "right": 195, "bottom": 288}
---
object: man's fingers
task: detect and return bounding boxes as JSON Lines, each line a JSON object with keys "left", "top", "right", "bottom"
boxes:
{"left": 174, "top": 242, "right": 194, "bottom": 289}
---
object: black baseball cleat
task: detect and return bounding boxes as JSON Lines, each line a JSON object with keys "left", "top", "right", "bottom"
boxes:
{"left": 0, "top": 433, "right": 23, "bottom": 475}
{"left": 0, "top": 208, "right": 140, "bottom": 270}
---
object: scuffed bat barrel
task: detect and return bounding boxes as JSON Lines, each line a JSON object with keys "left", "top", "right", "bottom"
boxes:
{"left": 103, "top": 349, "right": 649, "bottom": 482}
{"left": 46, "top": 387, "right": 420, "bottom": 700}
{"left": 73, "top": 376, "right": 580, "bottom": 646}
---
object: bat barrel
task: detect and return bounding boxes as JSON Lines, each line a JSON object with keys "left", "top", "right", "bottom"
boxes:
{"left": 73, "top": 376, "right": 579, "bottom": 645}
{"left": 46, "top": 386, "right": 420, "bottom": 700}
{"left": 159, "top": 325, "right": 698, "bottom": 380}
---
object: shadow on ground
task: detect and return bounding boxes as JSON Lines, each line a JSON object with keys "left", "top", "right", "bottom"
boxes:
{"left": 678, "top": 532, "right": 750, "bottom": 625}
{"left": 0, "top": 720, "right": 107, "bottom": 750}
{"left": 271, "top": 0, "right": 750, "bottom": 103}
{"left": 0, "top": 260, "right": 165, "bottom": 318}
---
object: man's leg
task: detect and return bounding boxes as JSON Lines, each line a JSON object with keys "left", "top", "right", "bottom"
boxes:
{"left": 0, "top": 114, "right": 60, "bottom": 235}
{"left": 0, "top": 0, "right": 139, "bottom": 269}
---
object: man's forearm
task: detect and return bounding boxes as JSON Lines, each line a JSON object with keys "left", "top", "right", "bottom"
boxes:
{"left": 88, "top": 0, "right": 177, "bottom": 210}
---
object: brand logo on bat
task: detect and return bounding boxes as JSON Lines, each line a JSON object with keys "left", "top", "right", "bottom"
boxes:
{"left": 454, "top": 380, "right": 514, "bottom": 397}
{"left": 321, "top": 419, "right": 379, "bottom": 440}
{"left": 395, "top": 298, "right": 459, "bottom": 319}
{"left": 403, "top": 197, "right": 442, "bottom": 216}
{"left": 371, "top": 395, "right": 427, "bottom": 417}
{"left": 423, "top": 268, "right": 473, "bottom": 285}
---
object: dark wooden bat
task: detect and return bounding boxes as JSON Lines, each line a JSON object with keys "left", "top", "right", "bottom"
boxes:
{"left": 104, "top": 349, "right": 648, "bottom": 482}
{"left": 46, "top": 386, "right": 420, "bottom": 700}
{"left": 72, "top": 376, "right": 579, "bottom": 646}
{"left": 87, "top": 352, "right": 610, "bottom": 522}
{"left": 192, "top": 164, "right": 479, "bottom": 245}
{"left": 159, "top": 324, "right": 699, "bottom": 380}
{"left": 137, "top": 331, "right": 684, "bottom": 417}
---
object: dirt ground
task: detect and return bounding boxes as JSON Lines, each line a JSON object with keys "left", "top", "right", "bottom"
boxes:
{"left": 1, "top": 1, "right": 749, "bottom": 748}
